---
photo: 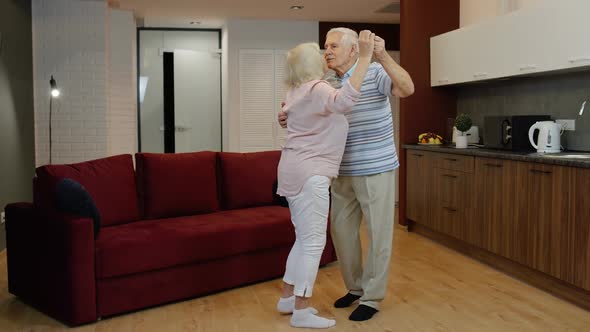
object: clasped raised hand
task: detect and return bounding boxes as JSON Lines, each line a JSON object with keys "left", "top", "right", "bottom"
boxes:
{"left": 358, "top": 30, "right": 375, "bottom": 59}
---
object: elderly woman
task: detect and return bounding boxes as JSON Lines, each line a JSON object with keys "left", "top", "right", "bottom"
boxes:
{"left": 275, "top": 30, "right": 374, "bottom": 329}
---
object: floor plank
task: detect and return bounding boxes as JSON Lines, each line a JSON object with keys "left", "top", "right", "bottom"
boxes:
{"left": 1, "top": 225, "right": 589, "bottom": 331}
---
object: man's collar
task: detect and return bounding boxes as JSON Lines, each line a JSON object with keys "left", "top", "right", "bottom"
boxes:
{"left": 342, "top": 59, "right": 359, "bottom": 79}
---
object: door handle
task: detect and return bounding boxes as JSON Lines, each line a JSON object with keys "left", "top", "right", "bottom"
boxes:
{"left": 443, "top": 206, "right": 457, "bottom": 212}
{"left": 530, "top": 169, "right": 552, "bottom": 174}
{"left": 484, "top": 163, "right": 503, "bottom": 168}
{"left": 442, "top": 174, "right": 457, "bottom": 179}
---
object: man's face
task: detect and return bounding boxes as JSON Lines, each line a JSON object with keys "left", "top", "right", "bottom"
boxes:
{"left": 324, "top": 32, "right": 355, "bottom": 75}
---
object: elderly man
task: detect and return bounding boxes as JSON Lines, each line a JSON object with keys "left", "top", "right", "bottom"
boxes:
{"left": 278, "top": 27, "right": 414, "bottom": 321}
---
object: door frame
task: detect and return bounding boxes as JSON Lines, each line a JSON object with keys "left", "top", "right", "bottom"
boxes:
{"left": 136, "top": 27, "right": 222, "bottom": 152}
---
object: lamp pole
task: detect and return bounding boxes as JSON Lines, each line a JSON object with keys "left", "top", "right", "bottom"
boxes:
{"left": 49, "top": 93, "right": 53, "bottom": 164}
{"left": 49, "top": 75, "right": 59, "bottom": 164}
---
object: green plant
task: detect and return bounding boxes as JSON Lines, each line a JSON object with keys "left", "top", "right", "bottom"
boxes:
{"left": 455, "top": 113, "right": 472, "bottom": 134}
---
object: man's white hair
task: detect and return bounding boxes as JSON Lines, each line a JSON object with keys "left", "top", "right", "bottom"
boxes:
{"left": 327, "top": 27, "right": 359, "bottom": 55}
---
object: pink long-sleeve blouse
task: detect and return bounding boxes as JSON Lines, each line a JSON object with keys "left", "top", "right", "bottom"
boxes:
{"left": 276, "top": 79, "right": 360, "bottom": 197}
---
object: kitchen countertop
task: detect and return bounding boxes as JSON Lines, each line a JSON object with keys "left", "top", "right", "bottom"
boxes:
{"left": 403, "top": 144, "right": 590, "bottom": 169}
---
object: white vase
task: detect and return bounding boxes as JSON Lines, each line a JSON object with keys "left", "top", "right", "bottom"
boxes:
{"left": 455, "top": 135, "right": 468, "bottom": 148}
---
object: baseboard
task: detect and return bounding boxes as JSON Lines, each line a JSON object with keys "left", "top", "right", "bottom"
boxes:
{"left": 409, "top": 221, "right": 590, "bottom": 311}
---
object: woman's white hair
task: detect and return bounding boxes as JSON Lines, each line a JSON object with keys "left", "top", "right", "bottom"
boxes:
{"left": 327, "top": 27, "right": 359, "bottom": 55}
{"left": 286, "top": 42, "right": 325, "bottom": 88}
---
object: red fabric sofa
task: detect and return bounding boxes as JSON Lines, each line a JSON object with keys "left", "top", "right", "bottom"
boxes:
{"left": 5, "top": 151, "right": 337, "bottom": 326}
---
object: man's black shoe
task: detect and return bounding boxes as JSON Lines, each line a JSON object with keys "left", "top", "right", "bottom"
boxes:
{"left": 334, "top": 293, "right": 361, "bottom": 308}
{"left": 349, "top": 304, "right": 378, "bottom": 321}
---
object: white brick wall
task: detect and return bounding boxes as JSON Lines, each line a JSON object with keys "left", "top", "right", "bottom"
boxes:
{"left": 107, "top": 10, "right": 137, "bottom": 157}
{"left": 32, "top": 0, "right": 137, "bottom": 166}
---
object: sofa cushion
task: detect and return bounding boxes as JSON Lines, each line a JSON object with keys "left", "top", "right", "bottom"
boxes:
{"left": 35, "top": 154, "right": 140, "bottom": 226}
{"left": 218, "top": 151, "right": 281, "bottom": 210}
{"left": 135, "top": 151, "right": 219, "bottom": 219}
{"left": 94, "top": 206, "right": 293, "bottom": 278}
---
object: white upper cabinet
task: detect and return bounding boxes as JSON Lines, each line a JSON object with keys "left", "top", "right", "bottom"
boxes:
{"left": 431, "top": 0, "right": 590, "bottom": 87}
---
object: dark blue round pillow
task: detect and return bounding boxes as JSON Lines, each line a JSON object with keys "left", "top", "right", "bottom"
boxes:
{"left": 55, "top": 178, "right": 101, "bottom": 239}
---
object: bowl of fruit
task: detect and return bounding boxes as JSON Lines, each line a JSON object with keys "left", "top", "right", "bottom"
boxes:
{"left": 418, "top": 132, "right": 443, "bottom": 145}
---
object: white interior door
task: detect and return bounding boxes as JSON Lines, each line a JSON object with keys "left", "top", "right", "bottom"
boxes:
{"left": 139, "top": 30, "right": 221, "bottom": 153}
{"left": 174, "top": 50, "right": 221, "bottom": 152}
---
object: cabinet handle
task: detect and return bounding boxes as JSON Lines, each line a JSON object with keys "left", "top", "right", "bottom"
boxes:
{"left": 443, "top": 174, "right": 457, "bottom": 179}
{"left": 412, "top": 153, "right": 424, "bottom": 157}
{"left": 444, "top": 158, "right": 458, "bottom": 162}
{"left": 569, "top": 57, "right": 590, "bottom": 64}
{"left": 484, "top": 163, "right": 503, "bottom": 168}
{"left": 443, "top": 206, "right": 457, "bottom": 212}
{"left": 519, "top": 64, "right": 537, "bottom": 71}
{"left": 530, "top": 169, "right": 552, "bottom": 174}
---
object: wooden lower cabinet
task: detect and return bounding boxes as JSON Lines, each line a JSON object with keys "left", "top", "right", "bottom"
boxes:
{"left": 406, "top": 151, "right": 431, "bottom": 225}
{"left": 473, "top": 157, "right": 517, "bottom": 254}
{"left": 430, "top": 168, "right": 473, "bottom": 241}
{"left": 514, "top": 162, "right": 572, "bottom": 279}
{"left": 570, "top": 168, "right": 590, "bottom": 290}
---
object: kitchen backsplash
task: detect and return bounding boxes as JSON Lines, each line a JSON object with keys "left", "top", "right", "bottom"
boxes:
{"left": 457, "top": 70, "right": 590, "bottom": 152}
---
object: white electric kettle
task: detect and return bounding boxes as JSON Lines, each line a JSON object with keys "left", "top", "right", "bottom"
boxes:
{"left": 528, "top": 121, "right": 562, "bottom": 153}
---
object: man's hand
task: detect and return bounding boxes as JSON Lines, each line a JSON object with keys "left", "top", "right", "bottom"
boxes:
{"left": 373, "top": 35, "right": 387, "bottom": 61}
{"left": 278, "top": 110, "right": 288, "bottom": 129}
{"left": 357, "top": 30, "right": 375, "bottom": 59}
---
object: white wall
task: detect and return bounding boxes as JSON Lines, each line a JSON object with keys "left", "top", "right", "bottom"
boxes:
{"left": 460, "top": 0, "right": 544, "bottom": 27}
{"left": 32, "top": 0, "right": 136, "bottom": 166}
{"left": 224, "top": 19, "right": 318, "bottom": 152}
{"left": 108, "top": 10, "right": 137, "bottom": 157}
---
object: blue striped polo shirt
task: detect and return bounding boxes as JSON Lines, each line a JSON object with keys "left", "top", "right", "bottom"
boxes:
{"left": 337, "top": 62, "right": 398, "bottom": 176}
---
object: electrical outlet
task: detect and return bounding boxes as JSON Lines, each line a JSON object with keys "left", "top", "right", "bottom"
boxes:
{"left": 1, "top": 211, "right": 5, "bottom": 224}
{"left": 556, "top": 119, "right": 576, "bottom": 131}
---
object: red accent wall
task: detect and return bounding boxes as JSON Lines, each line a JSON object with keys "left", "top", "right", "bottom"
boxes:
{"left": 398, "top": 0, "right": 459, "bottom": 225}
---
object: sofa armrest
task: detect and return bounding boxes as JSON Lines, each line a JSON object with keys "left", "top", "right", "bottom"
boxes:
{"left": 5, "top": 202, "right": 98, "bottom": 325}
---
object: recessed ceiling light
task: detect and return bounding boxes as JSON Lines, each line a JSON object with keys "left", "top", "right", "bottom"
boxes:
{"left": 290, "top": 5, "right": 304, "bottom": 10}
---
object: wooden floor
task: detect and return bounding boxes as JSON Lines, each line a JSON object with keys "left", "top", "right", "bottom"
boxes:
{"left": 1, "top": 225, "right": 590, "bottom": 331}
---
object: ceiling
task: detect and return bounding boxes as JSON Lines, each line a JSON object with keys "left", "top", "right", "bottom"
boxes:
{"left": 112, "top": 0, "right": 401, "bottom": 28}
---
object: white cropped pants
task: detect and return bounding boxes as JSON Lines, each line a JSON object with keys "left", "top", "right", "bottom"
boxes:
{"left": 282, "top": 175, "right": 330, "bottom": 298}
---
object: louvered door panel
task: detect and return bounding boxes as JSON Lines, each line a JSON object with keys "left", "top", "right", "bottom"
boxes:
{"left": 274, "top": 50, "right": 288, "bottom": 149}
{"left": 239, "top": 50, "right": 275, "bottom": 152}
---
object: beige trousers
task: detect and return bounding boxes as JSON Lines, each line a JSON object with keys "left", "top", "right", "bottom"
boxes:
{"left": 330, "top": 170, "right": 395, "bottom": 310}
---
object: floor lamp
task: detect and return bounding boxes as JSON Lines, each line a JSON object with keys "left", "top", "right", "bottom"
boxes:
{"left": 49, "top": 75, "right": 60, "bottom": 164}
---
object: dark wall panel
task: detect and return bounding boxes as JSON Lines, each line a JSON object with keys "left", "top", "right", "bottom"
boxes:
{"left": 398, "top": 0, "right": 459, "bottom": 225}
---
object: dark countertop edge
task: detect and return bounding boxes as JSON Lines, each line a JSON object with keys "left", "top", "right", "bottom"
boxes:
{"left": 403, "top": 144, "right": 590, "bottom": 169}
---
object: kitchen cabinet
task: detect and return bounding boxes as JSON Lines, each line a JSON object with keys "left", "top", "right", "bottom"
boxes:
{"left": 473, "top": 157, "right": 518, "bottom": 254}
{"left": 406, "top": 151, "right": 431, "bottom": 225}
{"left": 569, "top": 168, "right": 590, "bottom": 291}
{"left": 429, "top": 153, "right": 474, "bottom": 241}
{"left": 430, "top": 0, "right": 590, "bottom": 87}
{"left": 514, "top": 162, "right": 572, "bottom": 278}
{"left": 406, "top": 149, "right": 587, "bottom": 284}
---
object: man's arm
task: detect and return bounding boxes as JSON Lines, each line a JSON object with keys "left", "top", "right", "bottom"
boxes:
{"left": 373, "top": 36, "right": 414, "bottom": 98}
